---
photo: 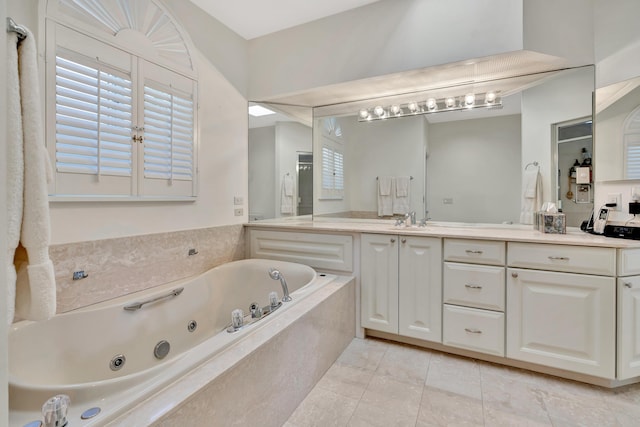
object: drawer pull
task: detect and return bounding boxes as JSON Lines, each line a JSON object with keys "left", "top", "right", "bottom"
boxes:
{"left": 624, "top": 282, "right": 633, "bottom": 289}
{"left": 465, "top": 284, "right": 483, "bottom": 290}
{"left": 465, "top": 250, "right": 484, "bottom": 255}
{"left": 548, "top": 256, "right": 570, "bottom": 261}
{"left": 464, "top": 328, "right": 482, "bottom": 334}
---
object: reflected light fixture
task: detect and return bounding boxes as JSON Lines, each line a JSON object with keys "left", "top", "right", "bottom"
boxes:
{"left": 357, "top": 91, "right": 502, "bottom": 122}
{"left": 248, "top": 105, "right": 276, "bottom": 117}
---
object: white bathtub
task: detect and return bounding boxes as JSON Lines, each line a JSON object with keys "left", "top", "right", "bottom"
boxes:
{"left": 9, "top": 259, "right": 340, "bottom": 426}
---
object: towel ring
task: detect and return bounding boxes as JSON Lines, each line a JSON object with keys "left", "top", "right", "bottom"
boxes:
{"left": 525, "top": 161, "right": 539, "bottom": 170}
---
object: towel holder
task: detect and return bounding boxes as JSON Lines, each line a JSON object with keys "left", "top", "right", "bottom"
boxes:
{"left": 376, "top": 176, "right": 413, "bottom": 180}
{"left": 525, "top": 161, "right": 539, "bottom": 170}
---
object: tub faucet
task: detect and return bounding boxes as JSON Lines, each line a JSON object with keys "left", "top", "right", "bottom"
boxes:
{"left": 268, "top": 268, "right": 292, "bottom": 302}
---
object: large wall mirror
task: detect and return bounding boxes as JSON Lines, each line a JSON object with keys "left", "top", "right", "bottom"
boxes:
{"left": 312, "top": 66, "right": 594, "bottom": 226}
{"left": 595, "top": 75, "right": 640, "bottom": 182}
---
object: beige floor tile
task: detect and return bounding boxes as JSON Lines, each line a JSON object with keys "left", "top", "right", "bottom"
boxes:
{"left": 425, "top": 352, "right": 482, "bottom": 399}
{"left": 360, "top": 374, "right": 424, "bottom": 414}
{"left": 336, "top": 337, "right": 389, "bottom": 371}
{"left": 375, "top": 342, "right": 431, "bottom": 386}
{"left": 417, "top": 386, "right": 484, "bottom": 426}
{"left": 315, "top": 363, "right": 374, "bottom": 400}
{"left": 480, "top": 366, "right": 550, "bottom": 423}
{"left": 483, "top": 406, "right": 552, "bottom": 427}
{"left": 542, "top": 392, "right": 619, "bottom": 427}
{"left": 348, "top": 400, "right": 418, "bottom": 427}
{"left": 287, "top": 385, "right": 359, "bottom": 427}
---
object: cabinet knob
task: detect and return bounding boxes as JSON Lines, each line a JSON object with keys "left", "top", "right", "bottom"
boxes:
{"left": 464, "top": 328, "right": 482, "bottom": 334}
{"left": 390, "top": 238, "right": 396, "bottom": 243}
{"left": 401, "top": 238, "right": 407, "bottom": 244}
{"left": 511, "top": 272, "right": 518, "bottom": 278}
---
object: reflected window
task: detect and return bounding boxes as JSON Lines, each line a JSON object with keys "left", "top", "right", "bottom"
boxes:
{"left": 624, "top": 106, "right": 640, "bottom": 179}
{"left": 321, "top": 145, "right": 344, "bottom": 199}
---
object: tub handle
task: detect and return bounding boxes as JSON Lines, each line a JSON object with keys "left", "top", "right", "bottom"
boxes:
{"left": 123, "top": 287, "right": 184, "bottom": 311}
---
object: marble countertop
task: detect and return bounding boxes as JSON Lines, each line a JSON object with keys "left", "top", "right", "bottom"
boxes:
{"left": 245, "top": 219, "right": 640, "bottom": 249}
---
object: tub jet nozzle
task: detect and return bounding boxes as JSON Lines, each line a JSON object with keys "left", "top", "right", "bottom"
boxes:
{"left": 268, "top": 268, "right": 292, "bottom": 302}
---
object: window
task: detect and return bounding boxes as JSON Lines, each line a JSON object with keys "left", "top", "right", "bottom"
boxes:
{"left": 321, "top": 144, "right": 344, "bottom": 199}
{"left": 47, "top": 22, "right": 197, "bottom": 200}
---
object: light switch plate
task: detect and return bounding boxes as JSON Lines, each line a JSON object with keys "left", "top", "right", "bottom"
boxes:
{"left": 607, "top": 193, "right": 622, "bottom": 211}
{"left": 234, "top": 196, "right": 243, "bottom": 205}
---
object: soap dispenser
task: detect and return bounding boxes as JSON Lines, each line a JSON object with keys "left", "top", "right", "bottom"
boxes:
{"left": 42, "top": 394, "right": 70, "bottom": 427}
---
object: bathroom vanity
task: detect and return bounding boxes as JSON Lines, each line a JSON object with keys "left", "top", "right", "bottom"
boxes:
{"left": 245, "top": 220, "right": 640, "bottom": 387}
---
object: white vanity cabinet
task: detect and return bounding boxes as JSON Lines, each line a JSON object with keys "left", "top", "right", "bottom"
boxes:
{"left": 506, "top": 243, "right": 616, "bottom": 378}
{"left": 617, "top": 248, "right": 640, "bottom": 380}
{"left": 360, "top": 233, "right": 442, "bottom": 342}
{"left": 442, "top": 239, "right": 506, "bottom": 356}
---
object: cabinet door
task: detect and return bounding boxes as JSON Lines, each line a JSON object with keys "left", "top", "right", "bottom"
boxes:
{"left": 399, "top": 236, "right": 442, "bottom": 342}
{"left": 506, "top": 268, "right": 615, "bottom": 379}
{"left": 618, "top": 277, "right": 640, "bottom": 379}
{"left": 361, "top": 234, "right": 399, "bottom": 333}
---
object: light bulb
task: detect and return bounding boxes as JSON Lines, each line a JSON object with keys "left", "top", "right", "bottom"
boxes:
{"left": 374, "top": 105, "right": 385, "bottom": 117}
{"left": 407, "top": 102, "right": 418, "bottom": 113}
{"left": 426, "top": 98, "right": 437, "bottom": 111}
{"left": 390, "top": 104, "right": 401, "bottom": 115}
{"left": 445, "top": 97, "right": 456, "bottom": 108}
{"left": 485, "top": 92, "right": 496, "bottom": 104}
{"left": 464, "top": 93, "right": 475, "bottom": 107}
{"left": 359, "top": 109, "right": 370, "bottom": 119}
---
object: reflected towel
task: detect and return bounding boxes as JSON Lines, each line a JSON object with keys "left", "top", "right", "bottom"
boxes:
{"left": 281, "top": 174, "right": 294, "bottom": 215}
{"left": 283, "top": 174, "right": 294, "bottom": 197}
{"left": 378, "top": 176, "right": 392, "bottom": 196}
{"left": 392, "top": 177, "right": 411, "bottom": 214}
{"left": 377, "top": 177, "right": 393, "bottom": 216}
{"left": 520, "top": 170, "right": 542, "bottom": 225}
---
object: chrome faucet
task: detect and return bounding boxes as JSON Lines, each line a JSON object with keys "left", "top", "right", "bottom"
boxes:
{"left": 405, "top": 211, "right": 416, "bottom": 226}
{"left": 268, "top": 268, "right": 292, "bottom": 302}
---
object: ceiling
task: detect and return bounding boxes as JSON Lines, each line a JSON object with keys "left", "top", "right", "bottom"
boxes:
{"left": 188, "top": 0, "right": 383, "bottom": 40}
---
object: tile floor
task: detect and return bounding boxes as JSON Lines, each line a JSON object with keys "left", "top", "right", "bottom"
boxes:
{"left": 284, "top": 337, "right": 640, "bottom": 427}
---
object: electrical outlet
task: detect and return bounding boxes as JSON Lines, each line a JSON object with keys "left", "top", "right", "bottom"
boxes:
{"left": 632, "top": 186, "right": 640, "bottom": 202}
{"left": 234, "top": 208, "right": 243, "bottom": 216}
{"left": 606, "top": 193, "right": 622, "bottom": 211}
{"left": 234, "top": 196, "right": 243, "bottom": 205}
{"left": 443, "top": 198, "right": 453, "bottom": 205}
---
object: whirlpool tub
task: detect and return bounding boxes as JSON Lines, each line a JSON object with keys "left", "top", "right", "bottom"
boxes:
{"left": 9, "top": 258, "right": 355, "bottom": 426}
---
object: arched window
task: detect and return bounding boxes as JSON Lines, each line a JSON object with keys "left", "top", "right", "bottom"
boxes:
{"left": 46, "top": 0, "right": 198, "bottom": 200}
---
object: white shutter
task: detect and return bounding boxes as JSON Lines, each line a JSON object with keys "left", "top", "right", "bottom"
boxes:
{"left": 625, "top": 134, "right": 640, "bottom": 179}
{"left": 320, "top": 144, "right": 344, "bottom": 199}
{"left": 322, "top": 146, "right": 334, "bottom": 190}
{"left": 334, "top": 150, "right": 344, "bottom": 190}
{"left": 54, "top": 51, "right": 133, "bottom": 177}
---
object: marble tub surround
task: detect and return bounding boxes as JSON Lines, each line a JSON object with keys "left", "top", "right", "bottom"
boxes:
{"left": 49, "top": 224, "right": 244, "bottom": 313}
{"left": 106, "top": 275, "right": 355, "bottom": 427}
{"left": 286, "top": 337, "right": 640, "bottom": 427}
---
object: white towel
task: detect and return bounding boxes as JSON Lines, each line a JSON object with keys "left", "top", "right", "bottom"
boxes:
{"left": 7, "top": 29, "right": 57, "bottom": 323}
{"left": 280, "top": 174, "right": 294, "bottom": 215}
{"left": 392, "top": 176, "right": 411, "bottom": 214}
{"left": 520, "top": 169, "right": 542, "bottom": 225}
{"left": 377, "top": 177, "right": 393, "bottom": 217}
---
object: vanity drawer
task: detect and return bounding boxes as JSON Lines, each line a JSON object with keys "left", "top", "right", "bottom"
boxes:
{"left": 444, "top": 239, "right": 505, "bottom": 266}
{"left": 618, "top": 248, "right": 640, "bottom": 276}
{"left": 508, "top": 242, "right": 616, "bottom": 276}
{"left": 443, "top": 262, "right": 505, "bottom": 311}
{"left": 443, "top": 304, "right": 505, "bottom": 356}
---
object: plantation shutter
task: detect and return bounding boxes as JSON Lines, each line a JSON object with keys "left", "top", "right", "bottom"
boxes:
{"left": 55, "top": 52, "right": 133, "bottom": 177}
{"left": 625, "top": 107, "right": 640, "bottom": 180}
{"left": 140, "top": 61, "right": 196, "bottom": 197}
{"left": 320, "top": 144, "right": 344, "bottom": 199}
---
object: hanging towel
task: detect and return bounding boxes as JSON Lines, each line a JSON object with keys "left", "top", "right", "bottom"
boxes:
{"left": 7, "top": 28, "right": 57, "bottom": 324}
{"left": 519, "top": 169, "right": 542, "bottom": 225}
{"left": 280, "top": 174, "right": 295, "bottom": 215}
{"left": 377, "top": 176, "right": 393, "bottom": 216}
{"left": 393, "top": 176, "right": 411, "bottom": 214}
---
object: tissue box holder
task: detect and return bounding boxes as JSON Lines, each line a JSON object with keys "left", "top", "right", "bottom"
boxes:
{"left": 538, "top": 212, "right": 566, "bottom": 234}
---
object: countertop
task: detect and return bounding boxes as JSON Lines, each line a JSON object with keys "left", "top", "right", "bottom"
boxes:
{"left": 245, "top": 218, "right": 640, "bottom": 249}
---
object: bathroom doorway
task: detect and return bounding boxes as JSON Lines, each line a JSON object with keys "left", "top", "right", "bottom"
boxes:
{"left": 297, "top": 152, "right": 313, "bottom": 216}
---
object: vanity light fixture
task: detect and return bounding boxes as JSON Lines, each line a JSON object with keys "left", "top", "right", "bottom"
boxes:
{"left": 357, "top": 91, "right": 502, "bottom": 122}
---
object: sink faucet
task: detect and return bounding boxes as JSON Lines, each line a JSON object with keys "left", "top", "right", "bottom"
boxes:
{"left": 268, "top": 268, "right": 292, "bottom": 302}
{"left": 405, "top": 211, "right": 416, "bottom": 226}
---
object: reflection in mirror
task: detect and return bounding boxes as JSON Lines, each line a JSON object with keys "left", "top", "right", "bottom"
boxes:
{"left": 595, "top": 75, "right": 640, "bottom": 182}
{"left": 313, "top": 66, "right": 594, "bottom": 225}
{"left": 248, "top": 102, "right": 313, "bottom": 221}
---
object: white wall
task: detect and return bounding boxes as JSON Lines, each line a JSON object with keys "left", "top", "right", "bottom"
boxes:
{"left": 248, "top": 0, "right": 524, "bottom": 100}
{"left": 275, "top": 122, "right": 312, "bottom": 217}
{"left": 1, "top": 0, "right": 8, "bottom": 422}
{"left": 342, "top": 116, "right": 425, "bottom": 216}
{"left": 248, "top": 126, "right": 276, "bottom": 219}
{"left": 427, "top": 115, "right": 522, "bottom": 224}
{"left": 521, "top": 67, "right": 595, "bottom": 205}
